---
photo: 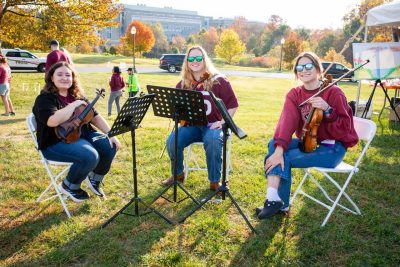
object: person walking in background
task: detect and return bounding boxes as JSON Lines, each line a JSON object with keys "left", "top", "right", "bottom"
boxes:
{"left": 108, "top": 66, "right": 125, "bottom": 116}
{"left": 0, "top": 55, "right": 15, "bottom": 116}
{"left": 256, "top": 52, "right": 358, "bottom": 220}
{"left": 161, "top": 45, "right": 239, "bottom": 191}
{"left": 32, "top": 62, "right": 120, "bottom": 202}
{"left": 127, "top": 67, "right": 141, "bottom": 97}
{"left": 45, "top": 40, "right": 71, "bottom": 73}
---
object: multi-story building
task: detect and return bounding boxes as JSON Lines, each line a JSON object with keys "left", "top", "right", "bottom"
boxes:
{"left": 101, "top": 4, "right": 212, "bottom": 45}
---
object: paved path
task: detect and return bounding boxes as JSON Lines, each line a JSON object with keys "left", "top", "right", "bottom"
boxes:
{"left": 75, "top": 65, "right": 295, "bottom": 79}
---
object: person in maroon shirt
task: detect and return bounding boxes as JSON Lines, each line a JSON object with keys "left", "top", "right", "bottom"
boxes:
{"left": 256, "top": 52, "right": 358, "bottom": 220}
{"left": 107, "top": 66, "right": 125, "bottom": 116}
{"left": 45, "top": 40, "right": 71, "bottom": 74}
{"left": 161, "top": 45, "right": 239, "bottom": 191}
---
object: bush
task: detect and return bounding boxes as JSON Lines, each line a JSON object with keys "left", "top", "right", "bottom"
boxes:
{"left": 238, "top": 56, "right": 278, "bottom": 68}
{"left": 109, "top": 46, "right": 117, "bottom": 55}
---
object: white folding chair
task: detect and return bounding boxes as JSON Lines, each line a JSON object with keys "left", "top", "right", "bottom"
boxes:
{"left": 27, "top": 113, "right": 72, "bottom": 218}
{"left": 290, "top": 117, "right": 377, "bottom": 227}
{"left": 184, "top": 136, "right": 233, "bottom": 181}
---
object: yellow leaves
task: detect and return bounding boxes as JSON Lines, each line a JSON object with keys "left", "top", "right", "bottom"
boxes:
{"left": 0, "top": 0, "right": 122, "bottom": 50}
{"left": 215, "top": 29, "right": 245, "bottom": 64}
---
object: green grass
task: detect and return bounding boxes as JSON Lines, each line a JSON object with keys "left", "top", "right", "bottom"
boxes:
{"left": 1, "top": 72, "right": 399, "bottom": 266}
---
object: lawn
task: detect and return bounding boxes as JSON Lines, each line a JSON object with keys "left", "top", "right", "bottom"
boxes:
{"left": 0, "top": 71, "right": 399, "bottom": 266}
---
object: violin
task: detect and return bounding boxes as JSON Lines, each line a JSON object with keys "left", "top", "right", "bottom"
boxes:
{"left": 299, "top": 75, "right": 332, "bottom": 153}
{"left": 55, "top": 88, "right": 105, "bottom": 144}
{"left": 180, "top": 72, "right": 211, "bottom": 126}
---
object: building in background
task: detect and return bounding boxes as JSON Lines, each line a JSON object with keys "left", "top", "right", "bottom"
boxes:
{"left": 100, "top": 4, "right": 212, "bottom": 45}
{"left": 100, "top": 4, "right": 264, "bottom": 46}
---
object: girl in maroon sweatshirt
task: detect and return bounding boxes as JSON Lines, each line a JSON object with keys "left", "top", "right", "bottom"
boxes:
{"left": 256, "top": 52, "right": 358, "bottom": 220}
{"left": 108, "top": 66, "right": 125, "bottom": 116}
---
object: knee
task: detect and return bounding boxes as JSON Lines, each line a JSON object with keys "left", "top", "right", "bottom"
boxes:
{"left": 82, "top": 150, "right": 100, "bottom": 168}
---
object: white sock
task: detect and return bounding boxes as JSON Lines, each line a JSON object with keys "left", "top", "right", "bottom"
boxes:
{"left": 266, "top": 187, "right": 281, "bottom": 202}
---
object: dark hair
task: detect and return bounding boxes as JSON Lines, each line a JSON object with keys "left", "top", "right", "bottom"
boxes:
{"left": 43, "top": 62, "right": 84, "bottom": 98}
{"left": 113, "top": 66, "right": 121, "bottom": 73}
{"left": 293, "top": 52, "right": 323, "bottom": 79}
{"left": 0, "top": 55, "right": 7, "bottom": 64}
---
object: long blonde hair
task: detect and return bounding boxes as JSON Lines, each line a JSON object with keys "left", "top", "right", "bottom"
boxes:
{"left": 180, "top": 45, "right": 219, "bottom": 90}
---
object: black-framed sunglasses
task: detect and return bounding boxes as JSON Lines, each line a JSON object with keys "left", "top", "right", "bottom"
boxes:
{"left": 296, "top": 63, "right": 314, "bottom": 72}
{"left": 187, "top": 56, "right": 204, "bottom": 62}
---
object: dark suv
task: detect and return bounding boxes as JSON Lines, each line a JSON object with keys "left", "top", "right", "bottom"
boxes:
{"left": 159, "top": 54, "right": 185, "bottom": 73}
{"left": 322, "top": 62, "right": 354, "bottom": 81}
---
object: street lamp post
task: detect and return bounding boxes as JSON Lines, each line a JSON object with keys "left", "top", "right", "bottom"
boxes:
{"left": 131, "top": 26, "right": 137, "bottom": 72}
{"left": 279, "top": 38, "right": 285, "bottom": 72}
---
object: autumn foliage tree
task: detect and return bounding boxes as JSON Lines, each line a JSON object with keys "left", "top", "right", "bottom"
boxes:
{"left": 215, "top": 29, "right": 245, "bottom": 64}
{"left": 122, "top": 21, "right": 155, "bottom": 56}
{"left": 0, "top": 1, "right": 121, "bottom": 50}
{"left": 282, "top": 32, "right": 304, "bottom": 70}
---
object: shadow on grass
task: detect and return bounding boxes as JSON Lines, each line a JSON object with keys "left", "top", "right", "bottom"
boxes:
{"left": 0, "top": 202, "right": 89, "bottom": 262}
{"left": 0, "top": 118, "right": 26, "bottom": 125}
{"left": 5, "top": 198, "right": 171, "bottom": 266}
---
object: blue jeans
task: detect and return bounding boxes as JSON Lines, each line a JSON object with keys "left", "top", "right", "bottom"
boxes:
{"left": 42, "top": 129, "right": 117, "bottom": 190}
{"left": 167, "top": 125, "right": 223, "bottom": 183}
{"left": 264, "top": 138, "right": 346, "bottom": 209}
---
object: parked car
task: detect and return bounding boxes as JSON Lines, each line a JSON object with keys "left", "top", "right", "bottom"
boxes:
{"left": 322, "top": 62, "right": 354, "bottom": 81}
{"left": 1, "top": 48, "right": 46, "bottom": 72}
{"left": 159, "top": 54, "right": 185, "bottom": 73}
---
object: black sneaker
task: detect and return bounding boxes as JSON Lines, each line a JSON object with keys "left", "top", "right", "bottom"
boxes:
{"left": 255, "top": 205, "right": 289, "bottom": 216}
{"left": 9, "top": 112, "right": 15, "bottom": 116}
{"left": 257, "top": 199, "right": 284, "bottom": 220}
{"left": 59, "top": 182, "right": 89, "bottom": 203}
{"left": 85, "top": 177, "right": 105, "bottom": 197}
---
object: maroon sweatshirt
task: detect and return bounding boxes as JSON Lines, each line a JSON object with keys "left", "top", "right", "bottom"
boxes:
{"left": 274, "top": 84, "right": 358, "bottom": 150}
{"left": 109, "top": 73, "right": 125, "bottom": 92}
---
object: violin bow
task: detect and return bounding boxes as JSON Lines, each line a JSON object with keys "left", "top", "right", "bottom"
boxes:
{"left": 298, "top": 60, "right": 370, "bottom": 107}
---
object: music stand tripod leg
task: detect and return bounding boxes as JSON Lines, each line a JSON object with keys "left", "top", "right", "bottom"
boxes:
{"left": 102, "top": 96, "right": 174, "bottom": 228}
{"left": 150, "top": 117, "right": 201, "bottom": 206}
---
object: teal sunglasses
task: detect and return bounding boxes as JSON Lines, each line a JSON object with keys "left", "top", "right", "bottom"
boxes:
{"left": 187, "top": 56, "right": 204, "bottom": 62}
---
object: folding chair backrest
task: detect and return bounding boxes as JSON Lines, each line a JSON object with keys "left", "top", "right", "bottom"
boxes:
{"left": 352, "top": 116, "right": 377, "bottom": 168}
{"left": 27, "top": 113, "right": 39, "bottom": 150}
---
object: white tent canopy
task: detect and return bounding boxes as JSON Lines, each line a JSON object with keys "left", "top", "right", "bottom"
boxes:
{"left": 366, "top": 0, "right": 400, "bottom": 27}
{"left": 364, "top": 1, "right": 400, "bottom": 41}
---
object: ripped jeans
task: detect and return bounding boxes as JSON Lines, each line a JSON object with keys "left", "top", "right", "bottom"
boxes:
{"left": 264, "top": 138, "right": 346, "bottom": 209}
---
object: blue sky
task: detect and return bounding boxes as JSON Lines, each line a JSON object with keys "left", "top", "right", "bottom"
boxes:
{"left": 121, "top": 0, "right": 362, "bottom": 29}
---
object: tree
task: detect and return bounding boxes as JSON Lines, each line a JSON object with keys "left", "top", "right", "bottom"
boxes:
{"left": 149, "top": 23, "right": 169, "bottom": 57}
{"left": 123, "top": 21, "right": 155, "bottom": 56}
{"left": 215, "top": 29, "right": 245, "bottom": 64}
{"left": 230, "top": 16, "right": 250, "bottom": 43}
{"left": 0, "top": 1, "right": 121, "bottom": 50}
{"left": 199, "top": 27, "right": 219, "bottom": 57}
{"left": 171, "top": 35, "right": 186, "bottom": 53}
{"left": 260, "top": 15, "right": 290, "bottom": 55}
{"left": 323, "top": 48, "right": 348, "bottom": 65}
{"left": 282, "top": 32, "right": 304, "bottom": 70}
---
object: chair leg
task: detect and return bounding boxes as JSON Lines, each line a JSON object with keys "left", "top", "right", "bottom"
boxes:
{"left": 290, "top": 170, "right": 309, "bottom": 205}
{"left": 320, "top": 171, "right": 361, "bottom": 215}
{"left": 184, "top": 145, "right": 191, "bottom": 180}
{"left": 40, "top": 163, "right": 72, "bottom": 218}
{"left": 321, "top": 172, "right": 359, "bottom": 227}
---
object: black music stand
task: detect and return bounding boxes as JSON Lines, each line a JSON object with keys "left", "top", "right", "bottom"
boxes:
{"left": 178, "top": 91, "right": 257, "bottom": 234}
{"left": 362, "top": 79, "right": 400, "bottom": 121}
{"left": 147, "top": 85, "right": 206, "bottom": 206}
{"left": 102, "top": 94, "right": 174, "bottom": 228}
